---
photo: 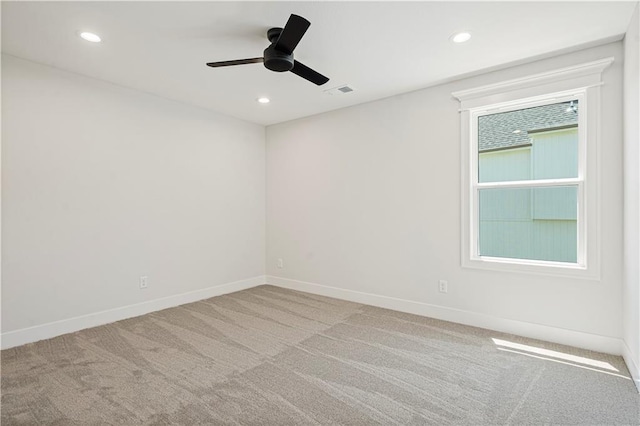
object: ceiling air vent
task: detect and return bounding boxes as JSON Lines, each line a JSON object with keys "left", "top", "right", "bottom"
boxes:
{"left": 324, "top": 85, "right": 355, "bottom": 95}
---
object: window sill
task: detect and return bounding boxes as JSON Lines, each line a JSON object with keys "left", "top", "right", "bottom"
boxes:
{"left": 463, "top": 256, "right": 600, "bottom": 280}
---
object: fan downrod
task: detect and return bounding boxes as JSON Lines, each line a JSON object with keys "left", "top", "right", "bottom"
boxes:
{"left": 267, "top": 27, "right": 283, "bottom": 43}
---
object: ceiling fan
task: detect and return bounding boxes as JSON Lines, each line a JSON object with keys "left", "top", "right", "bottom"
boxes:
{"left": 206, "top": 14, "right": 329, "bottom": 86}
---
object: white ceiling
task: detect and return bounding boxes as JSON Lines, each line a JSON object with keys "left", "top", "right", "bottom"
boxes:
{"left": 2, "top": 1, "right": 637, "bottom": 125}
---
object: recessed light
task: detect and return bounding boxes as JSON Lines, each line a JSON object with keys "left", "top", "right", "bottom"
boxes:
{"left": 451, "top": 32, "right": 471, "bottom": 43}
{"left": 79, "top": 32, "right": 101, "bottom": 43}
{"left": 512, "top": 129, "right": 522, "bottom": 134}
{"left": 257, "top": 97, "right": 270, "bottom": 104}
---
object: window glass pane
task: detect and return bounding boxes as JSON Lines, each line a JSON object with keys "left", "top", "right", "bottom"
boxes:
{"left": 478, "top": 186, "right": 578, "bottom": 263}
{"left": 478, "top": 100, "right": 578, "bottom": 183}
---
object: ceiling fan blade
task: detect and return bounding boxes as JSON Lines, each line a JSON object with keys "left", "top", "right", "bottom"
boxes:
{"left": 206, "top": 58, "right": 264, "bottom": 68}
{"left": 274, "top": 14, "right": 310, "bottom": 54}
{"left": 290, "top": 60, "right": 329, "bottom": 86}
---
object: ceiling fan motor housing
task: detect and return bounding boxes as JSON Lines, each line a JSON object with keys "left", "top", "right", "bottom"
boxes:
{"left": 264, "top": 28, "right": 294, "bottom": 72}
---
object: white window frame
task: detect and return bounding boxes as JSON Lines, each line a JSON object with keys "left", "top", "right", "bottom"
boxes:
{"left": 453, "top": 57, "right": 613, "bottom": 279}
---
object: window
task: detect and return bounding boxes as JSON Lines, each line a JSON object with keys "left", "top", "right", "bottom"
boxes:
{"left": 476, "top": 98, "right": 581, "bottom": 264}
{"left": 453, "top": 58, "right": 613, "bottom": 278}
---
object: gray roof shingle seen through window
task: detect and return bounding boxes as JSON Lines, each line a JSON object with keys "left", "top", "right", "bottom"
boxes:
{"left": 478, "top": 100, "right": 578, "bottom": 152}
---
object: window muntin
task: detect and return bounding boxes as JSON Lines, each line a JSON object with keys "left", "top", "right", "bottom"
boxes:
{"left": 471, "top": 94, "right": 585, "bottom": 266}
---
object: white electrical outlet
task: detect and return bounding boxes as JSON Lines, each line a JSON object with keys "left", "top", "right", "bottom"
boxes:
{"left": 140, "top": 276, "right": 148, "bottom": 289}
{"left": 438, "top": 280, "right": 448, "bottom": 293}
{"left": 277, "top": 258, "right": 284, "bottom": 269}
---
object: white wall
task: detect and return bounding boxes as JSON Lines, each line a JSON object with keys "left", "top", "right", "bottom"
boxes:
{"left": 1, "top": 55, "right": 266, "bottom": 341}
{"left": 266, "top": 42, "right": 625, "bottom": 353}
{"left": 623, "top": 3, "right": 640, "bottom": 389}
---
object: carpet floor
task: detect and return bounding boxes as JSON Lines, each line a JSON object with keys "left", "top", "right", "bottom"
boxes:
{"left": 1, "top": 285, "right": 639, "bottom": 425}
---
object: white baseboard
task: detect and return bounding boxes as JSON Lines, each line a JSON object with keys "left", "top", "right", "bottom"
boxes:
{"left": 266, "top": 275, "right": 622, "bottom": 355}
{"left": 622, "top": 340, "right": 640, "bottom": 393}
{"left": 1, "top": 275, "right": 266, "bottom": 350}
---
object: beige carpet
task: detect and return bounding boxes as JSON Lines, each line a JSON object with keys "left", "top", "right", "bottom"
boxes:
{"left": 2, "top": 285, "right": 639, "bottom": 425}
